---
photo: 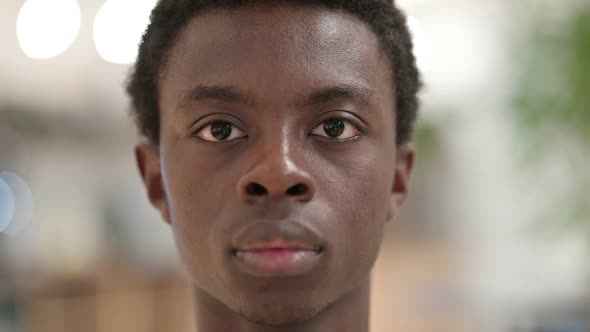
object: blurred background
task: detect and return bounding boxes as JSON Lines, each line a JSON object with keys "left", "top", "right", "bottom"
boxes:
{"left": 1, "top": 0, "right": 589, "bottom": 331}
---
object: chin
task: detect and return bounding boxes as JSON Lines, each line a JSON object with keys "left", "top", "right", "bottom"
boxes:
{"left": 233, "top": 298, "right": 328, "bottom": 327}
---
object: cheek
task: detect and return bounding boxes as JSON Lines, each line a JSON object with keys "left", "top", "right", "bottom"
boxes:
{"left": 161, "top": 143, "right": 234, "bottom": 283}
{"left": 319, "top": 146, "right": 393, "bottom": 280}
{"left": 159, "top": 112, "right": 237, "bottom": 227}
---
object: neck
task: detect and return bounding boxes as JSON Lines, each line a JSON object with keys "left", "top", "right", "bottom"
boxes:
{"left": 192, "top": 277, "right": 371, "bottom": 332}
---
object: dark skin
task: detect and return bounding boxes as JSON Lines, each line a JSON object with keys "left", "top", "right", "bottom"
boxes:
{"left": 135, "top": 4, "right": 414, "bottom": 332}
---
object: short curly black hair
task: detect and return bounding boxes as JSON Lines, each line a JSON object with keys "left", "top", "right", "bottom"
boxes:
{"left": 126, "top": 0, "right": 421, "bottom": 145}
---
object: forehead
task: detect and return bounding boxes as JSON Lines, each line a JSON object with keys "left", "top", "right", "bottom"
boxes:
{"left": 159, "top": 4, "right": 393, "bottom": 109}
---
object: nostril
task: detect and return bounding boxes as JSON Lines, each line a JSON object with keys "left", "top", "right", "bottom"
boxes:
{"left": 245, "top": 182, "right": 268, "bottom": 196}
{"left": 286, "top": 183, "right": 308, "bottom": 196}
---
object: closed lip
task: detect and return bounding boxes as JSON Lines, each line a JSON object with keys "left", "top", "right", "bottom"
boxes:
{"left": 231, "top": 220, "right": 325, "bottom": 253}
{"left": 235, "top": 239, "right": 322, "bottom": 252}
{"left": 230, "top": 220, "right": 326, "bottom": 277}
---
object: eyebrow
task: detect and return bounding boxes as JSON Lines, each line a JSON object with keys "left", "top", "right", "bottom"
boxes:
{"left": 178, "top": 84, "right": 252, "bottom": 107}
{"left": 177, "top": 83, "right": 375, "bottom": 109}
{"left": 303, "top": 84, "right": 375, "bottom": 107}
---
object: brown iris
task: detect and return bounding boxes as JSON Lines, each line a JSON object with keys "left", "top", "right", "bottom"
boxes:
{"left": 210, "top": 122, "right": 233, "bottom": 140}
{"left": 323, "top": 119, "right": 345, "bottom": 138}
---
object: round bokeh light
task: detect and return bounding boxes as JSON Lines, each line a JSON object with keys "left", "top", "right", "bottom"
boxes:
{"left": 93, "top": 0, "right": 157, "bottom": 64}
{"left": 0, "top": 176, "right": 15, "bottom": 232}
{"left": 16, "top": 0, "right": 81, "bottom": 59}
{"left": 0, "top": 172, "right": 33, "bottom": 235}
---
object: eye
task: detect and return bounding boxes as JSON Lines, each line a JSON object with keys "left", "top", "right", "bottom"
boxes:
{"left": 195, "top": 121, "right": 246, "bottom": 142}
{"left": 310, "top": 118, "right": 361, "bottom": 140}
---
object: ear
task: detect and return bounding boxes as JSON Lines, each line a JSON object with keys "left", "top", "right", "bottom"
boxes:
{"left": 135, "top": 143, "right": 171, "bottom": 225}
{"left": 386, "top": 144, "right": 415, "bottom": 222}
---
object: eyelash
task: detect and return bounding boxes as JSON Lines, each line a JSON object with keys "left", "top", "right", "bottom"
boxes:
{"left": 194, "top": 121, "right": 247, "bottom": 143}
{"left": 193, "top": 117, "right": 363, "bottom": 143}
{"left": 309, "top": 118, "right": 362, "bottom": 141}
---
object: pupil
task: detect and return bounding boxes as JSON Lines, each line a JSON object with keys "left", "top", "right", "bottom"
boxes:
{"left": 211, "top": 122, "right": 232, "bottom": 140}
{"left": 323, "top": 119, "right": 345, "bottom": 138}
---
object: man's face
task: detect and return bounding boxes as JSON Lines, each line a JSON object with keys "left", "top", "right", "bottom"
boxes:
{"left": 136, "top": 4, "right": 413, "bottom": 326}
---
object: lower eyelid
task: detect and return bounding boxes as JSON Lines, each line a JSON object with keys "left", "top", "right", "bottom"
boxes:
{"left": 309, "top": 121, "right": 362, "bottom": 140}
{"left": 194, "top": 124, "right": 248, "bottom": 143}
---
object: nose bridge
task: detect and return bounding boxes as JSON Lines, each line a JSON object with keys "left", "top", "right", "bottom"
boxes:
{"left": 267, "top": 125, "right": 297, "bottom": 175}
{"left": 237, "top": 125, "right": 315, "bottom": 202}
{"left": 247, "top": 122, "right": 302, "bottom": 176}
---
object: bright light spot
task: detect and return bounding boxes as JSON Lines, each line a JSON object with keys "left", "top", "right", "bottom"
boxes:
{"left": 93, "top": 0, "right": 157, "bottom": 64}
{"left": 407, "top": 16, "right": 431, "bottom": 75}
{"left": 16, "top": 0, "right": 81, "bottom": 59}
{"left": 0, "top": 172, "right": 33, "bottom": 236}
{"left": 396, "top": 0, "right": 438, "bottom": 9}
{"left": 0, "top": 176, "right": 15, "bottom": 233}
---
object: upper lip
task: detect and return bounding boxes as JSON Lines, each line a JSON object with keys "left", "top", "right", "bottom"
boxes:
{"left": 231, "top": 220, "right": 324, "bottom": 253}
{"left": 238, "top": 239, "right": 319, "bottom": 251}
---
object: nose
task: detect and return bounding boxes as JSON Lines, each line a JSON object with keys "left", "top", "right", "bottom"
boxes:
{"left": 237, "top": 148, "right": 316, "bottom": 204}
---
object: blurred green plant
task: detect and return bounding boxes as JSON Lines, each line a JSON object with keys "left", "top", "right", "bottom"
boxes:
{"left": 514, "top": 4, "right": 590, "bottom": 143}
{"left": 512, "top": 3, "right": 590, "bottom": 237}
{"left": 413, "top": 119, "right": 440, "bottom": 161}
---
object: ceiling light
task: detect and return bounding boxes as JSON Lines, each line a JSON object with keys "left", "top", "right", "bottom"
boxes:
{"left": 93, "top": 0, "right": 157, "bottom": 64}
{"left": 16, "top": 0, "right": 81, "bottom": 59}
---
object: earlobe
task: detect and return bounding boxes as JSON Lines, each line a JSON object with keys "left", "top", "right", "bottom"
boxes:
{"left": 135, "top": 143, "right": 172, "bottom": 225}
{"left": 386, "top": 144, "right": 415, "bottom": 222}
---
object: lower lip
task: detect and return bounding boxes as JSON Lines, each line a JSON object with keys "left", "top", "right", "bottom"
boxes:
{"left": 233, "top": 248, "right": 322, "bottom": 277}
